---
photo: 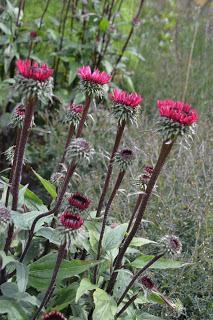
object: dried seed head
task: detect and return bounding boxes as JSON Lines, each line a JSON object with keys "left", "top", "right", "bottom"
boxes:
{"left": 115, "top": 148, "right": 135, "bottom": 170}
{"left": 110, "top": 88, "right": 142, "bottom": 124}
{"left": 15, "top": 59, "right": 54, "bottom": 102}
{"left": 133, "top": 165, "right": 154, "bottom": 191}
{"left": 140, "top": 276, "right": 156, "bottom": 290}
{"left": 66, "top": 138, "right": 93, "bottom": 162}
{"left": 68, "top": 193, "right": 91, "bottom": 211}
{"left": 161, "top": 235, "right": 182, "bottom": 255}
{"left": 43, "top": 310, "right": 66, "bottom": 320}
{"left": 78, "top": 65, "right": 111, "bottom": 98}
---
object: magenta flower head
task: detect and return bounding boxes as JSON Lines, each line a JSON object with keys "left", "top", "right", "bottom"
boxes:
{"left": 60, "top": 211, "right": 84, "bottom": 231}
{"left": 157, "top": 99, "right": 198, "bottom": 141}
{"left": 15, "top": 59, "right": 54, "bottom": 102}
{"left": 30, "top": 31, "right": 38, "bottom": 39}
{"left": 110, "top": 88, "right": 143, "bottom": 124}
{"left": 115, "top": 148, "right": 135, "bottom": 171}
{"left": 62, "top": 103, "right": 84, "bottom": 127}
{"left": 67, "top": 138, "right": 93, "bottom": 162}
{"left": 43, "top": 310, "right": 66, "bottom": 320}
{"left": 78, "top": 65, "right": 111, "bottom": 98}
{"left": 140, "top": 276, "right": 156, "bottom": 290}
{"left": 68, "top": 192, "right": 91, "bottom": 211}
{"left": 161, "top": 235, "right": 182, "bottom": 255}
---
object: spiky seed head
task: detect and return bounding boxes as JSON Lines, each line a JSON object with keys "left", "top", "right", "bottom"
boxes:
{"left": 115, "top": 148, "right": 135, "bottom": 170}
{"left": 161, "top": 235, "right": 182, "bottom": 255}
{"left": 66, "top": 138, "right": 93, "bottom": 162}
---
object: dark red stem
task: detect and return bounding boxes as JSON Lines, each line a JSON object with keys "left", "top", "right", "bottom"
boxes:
{"left": 107, "top": 140, "right": 174, "bottom": 294}
{"left": 115, "top": 293, "right": 138, "bottom": 318}
{"left": 59, "top": 124, "right": 75, "bottom": 167}
{"left": 96, "top": 120, "right": 126, "bottom": 217}
{"left": 76, "top": 95, "right": 91, "bottom": 138}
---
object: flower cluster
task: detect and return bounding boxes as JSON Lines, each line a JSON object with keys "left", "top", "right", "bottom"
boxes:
{"left": 78, "top": 65, "right": 111, "bottom": 97}
{"left": 110, "top": 88, "right": 142, "bottom": 124}
{"left": 15, "top": 59, "right": 54, "bottom": 102}
{"left": 66, "top": 138, "right": 93, "bottom": 162}
{"left": 157, "top": 99, "right": 198, "bottom": 141}
{"left": 43, "top": 310, "right": 67, "bottom": 320}
{"left": 133, "top": 165, "right": 154, "bottom": 191}
{"left": 62, "top": 103, "right": 84, "bottom": 127}
{"left": 161, "top": 235, "right": 182, "bottom": 255}
{"left": 115, "top": 148, "right": 135, "bottom": 171}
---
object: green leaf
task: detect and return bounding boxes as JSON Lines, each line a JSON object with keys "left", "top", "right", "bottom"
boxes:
{"left": 99, "top": 17, "right": 110, "bottom": 32}
{"left": 0, "top": 298, "right": 27, "bottom": 320}
{"left": 32, "top": 169, "right": 57, "bottom": 199}
{"left": 36, "top": 227, "right": 61, "bottom": 245}
{"left": 130, "top": 237, "right": 157, "bottom": 247}
{"left": 0, "top": 22, "right": 11, "bottom": 35}
{"left": 131, "top": 254, "right": 190, "bottom": 269}
{"left": 76, "top": 278, "right": 97, "bottom": 302}
{"left": 93, "top": 288, "right": 117, "bottom": 320}
{"left": 52, "top": 283, "right": 79, "bottom": 310}
{"left": 29, "top": 253, "right": 99, "bottom": 290}
{"left": 11, "top": 210, "right": 53, "bottom": 232}
{"left": 0, "top": 250, "right": 15, "bottom": 268}
{"left": 102, "top": 224, "right": 127, "bottom": 252}
{"left": 16, "top": 262, "right": 28, "bottom": 293}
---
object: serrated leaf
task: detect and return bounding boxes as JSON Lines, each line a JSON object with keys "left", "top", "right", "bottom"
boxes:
{"left": 32, "top": 169, "right": 57, "bottom": 199}
{"left": 93, "top": 288, "right": 117, "bottom": 320}
{"left": 131, "top": 254, "right": 190, "bottom": 269}
{"left": 76, "top": 278, "right": 97, "bottom": 302}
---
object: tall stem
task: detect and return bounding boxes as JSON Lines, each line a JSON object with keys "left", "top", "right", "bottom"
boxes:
{"left": 117, "top": 253, "right": 165, "bottom": 305}
{"left": 107, "top": 140, "right": 174, "bottom": 294}
{"left": 96, "top": 120, "right": 126, "bottom": 217}
{"left": 126, "top": 193, "right": 143, "bottom": 234}
{"left": 76, "top": 95, "right": 91, "bottom": 138}
{"left": 59, "top": 124, "right": 75, "bottom": 167}
{"left": 115, "top": 293, "right": 138, "bottom": 318}
{"left": 93, "top": 170, "right": 126, "bottom": 283}
{"left": 39, "top": 0, "right": 52, "bottom": 28}
{"left": 16, "top": 0, "right": 25, "bottom": 26}
{"left": 31, "top": 241, "right": 67, "bottom": 320}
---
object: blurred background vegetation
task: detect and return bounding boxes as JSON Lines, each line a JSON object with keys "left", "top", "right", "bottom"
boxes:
{"left": 0, "top": 0, "right": 212, "bottom": 319}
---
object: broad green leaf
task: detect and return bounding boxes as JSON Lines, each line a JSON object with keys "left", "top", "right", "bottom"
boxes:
{"left": 113, "top": 269, "right": 133, "bottom": 299}
{"left": 16, "top": 262, "right": 28, "bottom": 293}
{"left": 76, "top": 278, "right": 97, "bottom": 302}
{"left": 0, "top": 22, "right": 11, "bottom": 35}
{"left": 52, "top": 283, "right": 78, "bottom": 310}
{"left": 130, "top": 237, "right": 157, "bottom": 247}
{"left": 99, "top": 17, "right": 110, "bottom": 32}
{"left": 32, "top": 169, "right": 57, "bottom": 199}
{"left": 93, "top": 288, "right": 117, "bottom": 320}
{"left": 123, "top": 311, "right": 164, "bottom": 320}
{"left": 29, "top": 253, "right": 99, "bottom": 290}
{"left": 36, "top": 227, "right": 60, "bottom": 245}
{"left": 11, "top": 210, "right": 53, "bottom": 232}
{"left": 102, "top": 224, "right": 127, "bottom": 252}
{"left": 0, "top": 298, "right": 27, "bottom": 320}
{"left": 131, "top": 254, "right": 190, "bottom": 269}
{"left": 0, "top": 250, "right": 15, "bottom": 268}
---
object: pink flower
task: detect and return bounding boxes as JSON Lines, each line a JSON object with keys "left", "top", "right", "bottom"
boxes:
{"left": 60, "top": 211, "right": 84, "bottom": 230}
{"left": 157, "top": 99, "right": 198, "bottom": 126}
{"left": 110, "top": 88, "right": 142, "bottom": 108}
{"left": 43, "top": 310, "right": 66, "bottom": 320}
{"left": 15, "top": 104, "right": 25, "bottom": 118}
{"left": 16, "top": 59, "right": 54, "bottom": 82}
{"left": 68, "top": 103, "right": 84, "bottom": 113}
{"left": 144, "top": 166, "right": 154, "bottom": 175}
{"left": 30, "top": 31, "right": 38, "bottom": 39}
{"left": 68, "top": 193, "right": 91, "bottom": 211}
{"left": 77, "top": 65, "right": 111, "bottom": 85}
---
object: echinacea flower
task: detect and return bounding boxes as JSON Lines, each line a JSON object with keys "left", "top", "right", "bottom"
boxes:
{"left": 161, "top": 235, "right": 182, "bottom": 255}
{"left": 157, "top": 99, "right": 198, "bottom": 140}
{"left": 78, "top": 65, "right": 111, "bottom": 97}
{"left": 62, "top": 103, "right": 84, "bottom": 127}
{"left": 15, "top": 59, "right": 54, "bottom": 102}
{"left": 68, "top": 192, "right": 91, "bottom": 211}
{"left": 110, "top": 88, "right": 143, "bottom": 124}
{"left": 60, "top": 211, "right": 84, "bottom": 230}
{"left": 66, "top": 138, "right": 93, "bottom": 162}
{"left": 140, "top": 276, "right": 156, "bottom": 290}
{"left": 115, "top": 148, "right": 135, "bottom": 170}
{"left": 43, "top": 310, "right": 66, "bottom": 320}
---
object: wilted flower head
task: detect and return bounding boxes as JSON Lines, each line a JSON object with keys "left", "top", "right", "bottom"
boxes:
{"left": 68, "top": 192, "right": 91, "bottom": 211}
{"left": 133, "top": 165, "right": 154, "bottom": 191}
{"left": 60, "top": 211, "right": 84, "bottom": 231}
{"left": 140, "top": 276, "right": 156, "bottom": 290}
{"left": 62, "top": 103, "right": 83, "bottom": 127}
{"left": 144, "top": 166, "right": 154, "bottom": 175}
{"left": 132, "top": 16, "right": 141, "bottom": 26}
{"left": 161, "top": 235, "right": 182, "bottom": 255}
{"left": 157, "top": 99, "right": 198, "bottom": 141}
{"left": 78, "top": 65, "right": 111, "bottom": 97}
{"left": 10, "top": 104, "right": 25, "bottom": 127}
{"left": 67, "top": 138, "right": 93, "bottom": 162}
{"left": 0, "top": 205, "right": 11, "bottom": 226}
{"left": 110, "top": 88, "right": 142, "bottom": 124}
{"left": 43, "top": 310, "right": 66, "bottom": 320}
{"left": 115, "top": 148, "right": 135, "bottom": 171}
{"left": 15, "top": 59, "right": 54, "bottom": 102}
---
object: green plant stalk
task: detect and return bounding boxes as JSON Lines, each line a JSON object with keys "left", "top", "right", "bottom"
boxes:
{"left": 117, "top": 252, "right": 165, "bottom": 305}
{"left": 31, "top": 241, "right": 67, "bottom": 320}
{"left": 96, "top": 120, "right": 126, "bottom": 217}
{"left": 93, "top": 169, "right": 126, "bottom": 283}
{"left": 107, "top": 140, "right": 174, "bottom": 294}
